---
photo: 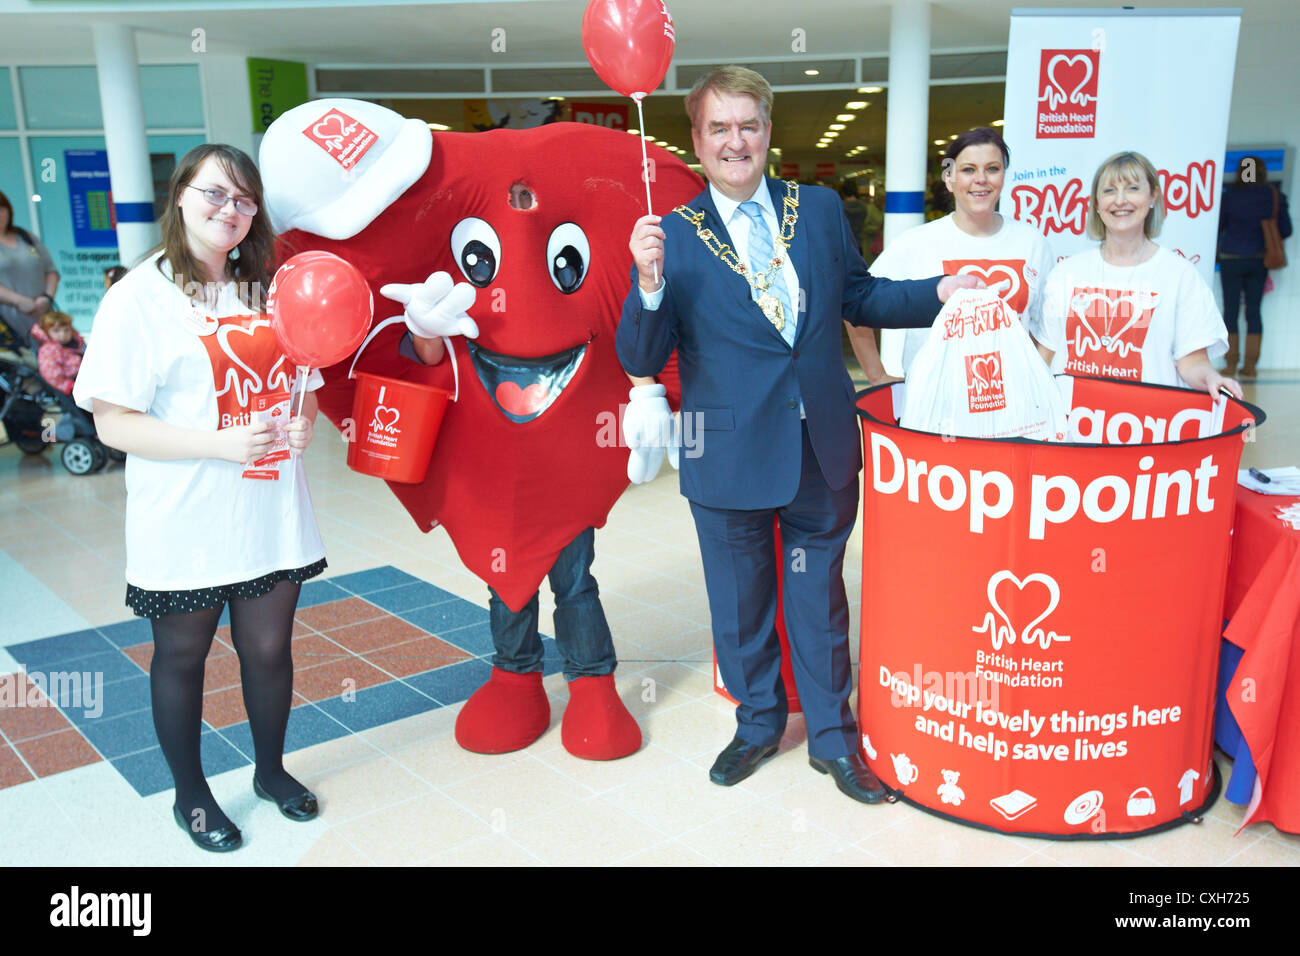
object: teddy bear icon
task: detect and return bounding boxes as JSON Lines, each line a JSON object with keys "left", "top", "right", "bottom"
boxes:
{"left": 937, "top": 769, "right": 965, "bottom": 806}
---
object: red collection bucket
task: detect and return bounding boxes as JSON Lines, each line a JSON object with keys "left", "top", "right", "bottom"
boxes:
{"left": 344, "top": 314, "right": 457, "bottom": 484}
{"left": 346, "top": 371, "right": 449, "bottom": 483}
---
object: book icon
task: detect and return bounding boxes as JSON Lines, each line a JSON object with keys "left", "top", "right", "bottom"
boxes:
{"left": 990, "top": 789, "right": 1038, "bottom": 821}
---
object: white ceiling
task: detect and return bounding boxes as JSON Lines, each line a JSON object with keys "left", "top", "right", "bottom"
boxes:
{"left": 0, "top": 0, "right": 1290, "bottom": 64}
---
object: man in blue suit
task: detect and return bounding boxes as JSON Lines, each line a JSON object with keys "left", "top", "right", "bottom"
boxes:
{"left": 616, "top": 66, "right": 977, "bottom": 803}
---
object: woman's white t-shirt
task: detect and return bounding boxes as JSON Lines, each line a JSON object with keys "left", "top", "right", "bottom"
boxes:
{"left": 1034, "top": 245, "right": 1227, "bottom": 388}
{"left": 870, "top": 213, "right": 1056, "bottom": 374}
{"left": 73, "top": 255, "right": 326, "bottom": 591}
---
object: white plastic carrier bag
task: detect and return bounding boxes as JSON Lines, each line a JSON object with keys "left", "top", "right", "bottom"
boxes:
{"left": 900, "top": 287, "right": 1067, "bottom": 441}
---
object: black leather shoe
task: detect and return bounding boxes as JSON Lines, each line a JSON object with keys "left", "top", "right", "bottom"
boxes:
{"left": 809, "top": 753, "right": 891, "bottom": 804}
{"left": 254, "top": 775, "right": 319, "bottom": 822}
{"left": 172, "top": 804, "right": 242, "bottom": 852}
{"left": 709, "top": 736, "right": 780, "bottom": 786}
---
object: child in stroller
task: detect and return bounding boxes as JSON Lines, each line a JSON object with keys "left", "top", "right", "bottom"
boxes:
{"left": 1, "top": 315, "right": 121, "bottom": 474}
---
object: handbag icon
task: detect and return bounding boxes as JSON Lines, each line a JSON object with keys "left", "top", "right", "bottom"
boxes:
{"left": 1126, "top": 786, "right": 1156, "bottom": 816}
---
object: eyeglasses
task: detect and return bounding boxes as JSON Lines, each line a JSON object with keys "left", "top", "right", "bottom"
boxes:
{"left": 187, "top": 185, "right": 258, "bottom": 217}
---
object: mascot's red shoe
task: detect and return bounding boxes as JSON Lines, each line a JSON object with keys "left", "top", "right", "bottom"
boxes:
{"left": 455, "top": 668, "right": 550, "bottom": 754}
{"left": 561, "top": 675, "right": 641, "bottom": 760}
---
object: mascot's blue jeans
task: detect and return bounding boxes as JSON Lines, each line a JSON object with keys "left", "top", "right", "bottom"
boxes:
{"left": 487, "top": 527, "right": 616, "bottom": 680}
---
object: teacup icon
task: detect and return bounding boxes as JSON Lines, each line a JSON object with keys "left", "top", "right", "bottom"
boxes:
{"left": 890, "top": 752, "right": 919, "bottom": 785}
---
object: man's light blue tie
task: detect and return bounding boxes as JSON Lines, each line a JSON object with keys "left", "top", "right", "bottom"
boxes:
{"left": 739, "top": 201, "right": 796, "bottom": 347}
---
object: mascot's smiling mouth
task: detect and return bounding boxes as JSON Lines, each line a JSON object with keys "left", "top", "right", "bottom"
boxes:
{"left": 467, "top": 339, "right": 589, "bottom": 423}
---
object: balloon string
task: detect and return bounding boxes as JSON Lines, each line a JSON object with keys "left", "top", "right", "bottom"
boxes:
{"left": 636, "top": 96, "right": 660, "bottom": 286}
{"left": 295, "top": 365, "right": 308, "bottom": 419}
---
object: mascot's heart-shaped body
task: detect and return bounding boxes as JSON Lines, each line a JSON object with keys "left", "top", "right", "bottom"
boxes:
{"left": 262, "top": 100, "right": 702, "bottom": 758}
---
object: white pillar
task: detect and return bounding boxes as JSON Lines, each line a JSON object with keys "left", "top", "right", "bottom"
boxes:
{"left": 92, "top": 23, "right": 159, "bottom": 268}
{"left": 880, "top": 0, "right": 931, "bottom": 375}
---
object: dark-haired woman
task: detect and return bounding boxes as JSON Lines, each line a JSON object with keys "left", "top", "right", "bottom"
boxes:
{"left": 848, "top": 127, "right": 1055, "bottom": 379}
{"left": 0, "top": 189, "right": 59, "bottom": 347}
{"left": 74, "top": 145, "right": 326, "bottom": 852}
{"left": 1217, "top": 155, "right": 1292, "bottom": 380}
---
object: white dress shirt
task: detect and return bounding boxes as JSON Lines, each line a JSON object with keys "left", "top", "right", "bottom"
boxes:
{"left": 639, "top": 180, "right": 803, "bottom": 335}
{"left": 639, "top": 180, "right": 805, "bottom": 417}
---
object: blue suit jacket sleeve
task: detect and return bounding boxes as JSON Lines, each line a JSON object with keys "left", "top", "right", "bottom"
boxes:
{"left": 617, "top": 265, "right": 677, "bottom": 378}
{"left": 834, "top": 200, "right": 945, "bottom": 330}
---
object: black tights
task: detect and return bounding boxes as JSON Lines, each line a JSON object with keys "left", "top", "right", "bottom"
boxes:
{"left": 150, "top": 580, "right": 307, "bottom": 833}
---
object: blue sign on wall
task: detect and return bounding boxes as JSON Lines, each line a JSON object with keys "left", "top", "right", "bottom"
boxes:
{"left": 65, "top": 149, "right": 117, "bottom": 247}
{"left": 1224, "top": 147, "right": 1288, "bottom": 183}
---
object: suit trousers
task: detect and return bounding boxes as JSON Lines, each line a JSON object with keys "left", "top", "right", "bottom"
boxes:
{"left": 689, "top": 422, "right": 860, "bottom": 760}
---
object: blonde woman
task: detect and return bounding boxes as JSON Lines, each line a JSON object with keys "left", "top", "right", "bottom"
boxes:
{"left": 1034, "top": 150, "right": 1242, "bottom": 399}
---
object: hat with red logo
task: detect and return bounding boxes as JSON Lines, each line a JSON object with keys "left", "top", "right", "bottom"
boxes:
{"left": 260, "top": 98, "right": 432, "bottom": 240}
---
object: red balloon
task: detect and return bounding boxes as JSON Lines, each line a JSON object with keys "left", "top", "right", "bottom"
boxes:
{"left": 581, "top": 0, "right": 676, "bottom": 100}
{"left": 268, "top": 251, "right": 373, "bottom": 369}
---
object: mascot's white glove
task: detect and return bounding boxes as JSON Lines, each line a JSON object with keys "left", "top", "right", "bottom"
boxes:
{"left": 623, "top": 383, "right": 680, "bottom": 484}
{"left": 380, "top": 271, "right": 479, "bottom": 339}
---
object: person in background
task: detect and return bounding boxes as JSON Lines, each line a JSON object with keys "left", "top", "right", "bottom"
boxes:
{"left": 0, "top": 189, "right": 59, "bottom": 348}
{"left": 1217, "top": 155, "right": 1292, "bottom": 380}
{"left": 841, "top": 180, "right": 869, "bottom": 255}
{"left": 1035, "top": 150, "right": 1242, "bottom": 400}
{"left": 32, "top": 310, "right": 83, "bottom": 395}
{"left": 850, "top": 127, "right": 1054, "bottom": 382}
{"left": 862, "top": 190, "right": 884, "bottom": 263}
{"left": 74, "top": 144, "right": 327, "bottom": 854}
{"left": 104, "top": 264, "right": 129, "bottom": 288}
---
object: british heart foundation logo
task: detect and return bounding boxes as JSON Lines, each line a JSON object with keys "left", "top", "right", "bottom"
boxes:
{"left": 943, "top": 259, "right": 1029, "bottom": 315}
{"left": 1036, "top": 50, "right": 1099, "bottom": 139}
{"left": 199, "top": 314, "right": 293, "bottom": 429}
{"left": 964, "top": 351, "right": 1006, "bottom": 413}
{"left": 1063, "top": 286, "right": 1157, "bottom": 381}
{"left": 302, "top": 108, "right": 378, "bottom": 169}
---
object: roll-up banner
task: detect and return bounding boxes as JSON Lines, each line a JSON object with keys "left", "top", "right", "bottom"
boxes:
{"left": 1002, "top": 8, "right": 1240, "bottom": 287}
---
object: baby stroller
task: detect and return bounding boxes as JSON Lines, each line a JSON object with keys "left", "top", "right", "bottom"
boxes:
{"left": 0, "top": 346, "right": 122, "bottom": 475}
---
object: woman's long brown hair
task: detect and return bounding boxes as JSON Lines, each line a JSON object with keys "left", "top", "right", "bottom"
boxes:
{"left": 153, "top": 144, "right": 275, "bottom": 310}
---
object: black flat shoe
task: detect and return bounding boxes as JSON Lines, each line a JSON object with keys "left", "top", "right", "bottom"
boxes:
{"left": 809, "top": 753, "right": 893, "bottom": 804}
{"left": 172, "top": 804, "right": 242, "bottom": 852}
{"left": 254, "top": 775, "right": 319, "bottom": 822}
{"left": 709, "top": 735, "right": 780, "bottom": 786}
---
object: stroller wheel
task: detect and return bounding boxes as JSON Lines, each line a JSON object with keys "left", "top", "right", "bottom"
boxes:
{"left": 14, "top": 434, "right": 48, "bottom": 455}
{"left": 61, "top": 438, "right": 104, "bottom": 476}
{"left": 106, "top": 446, "right": 127, "bottom": 462}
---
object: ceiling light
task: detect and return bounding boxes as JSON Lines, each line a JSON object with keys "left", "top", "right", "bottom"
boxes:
{"left": 859, "top": 86, "right": 883, "bottom": 94}
{"left": 426, "top": 123, "right": 451, "bottom": 131}
{"left": 627, "top": 128, "right": 640, "bottom": 135}
{"left": 655, "top": 140, "right": 667, "bottom": 146}
{"left": 829, "top": 124, "right": 846, "bottom": 131}
{"left": 836, "top": 114, "right": 855, "bottom": 122}
{"left": 992, "top": 119, "right": 1005, "bottom": 127}
{"left": 933, "top": 139, "right": 945, "bottom": 145}
{"left": 845, "top": 101, "right": 868, "bottom": 110}
{"left": 805, "top": 69, "right": 820, "bottom": 76}
{"left": 817, "top": 143, "right": 829, "bottom": 148}
{"left": 824, "top": 130, "right": 839, "bottom": 138}
{"left": 949, "top": 134, "right": 958, "bottom": 140}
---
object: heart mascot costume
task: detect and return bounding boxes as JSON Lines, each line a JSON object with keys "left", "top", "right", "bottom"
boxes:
{"left": 259, "top": 99, "right": 701, "bottom": 759}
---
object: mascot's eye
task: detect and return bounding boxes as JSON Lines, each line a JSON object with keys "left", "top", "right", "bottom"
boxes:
{"left": 546, "top": 222, "right": 590, "bottom": 295}
{"left": 450, "top": 217, "right": 501, "bottom": 287}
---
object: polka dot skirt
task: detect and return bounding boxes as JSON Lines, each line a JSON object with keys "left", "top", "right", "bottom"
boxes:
{"left": 126, "top": 558, "right": 328, "bottom": 620}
